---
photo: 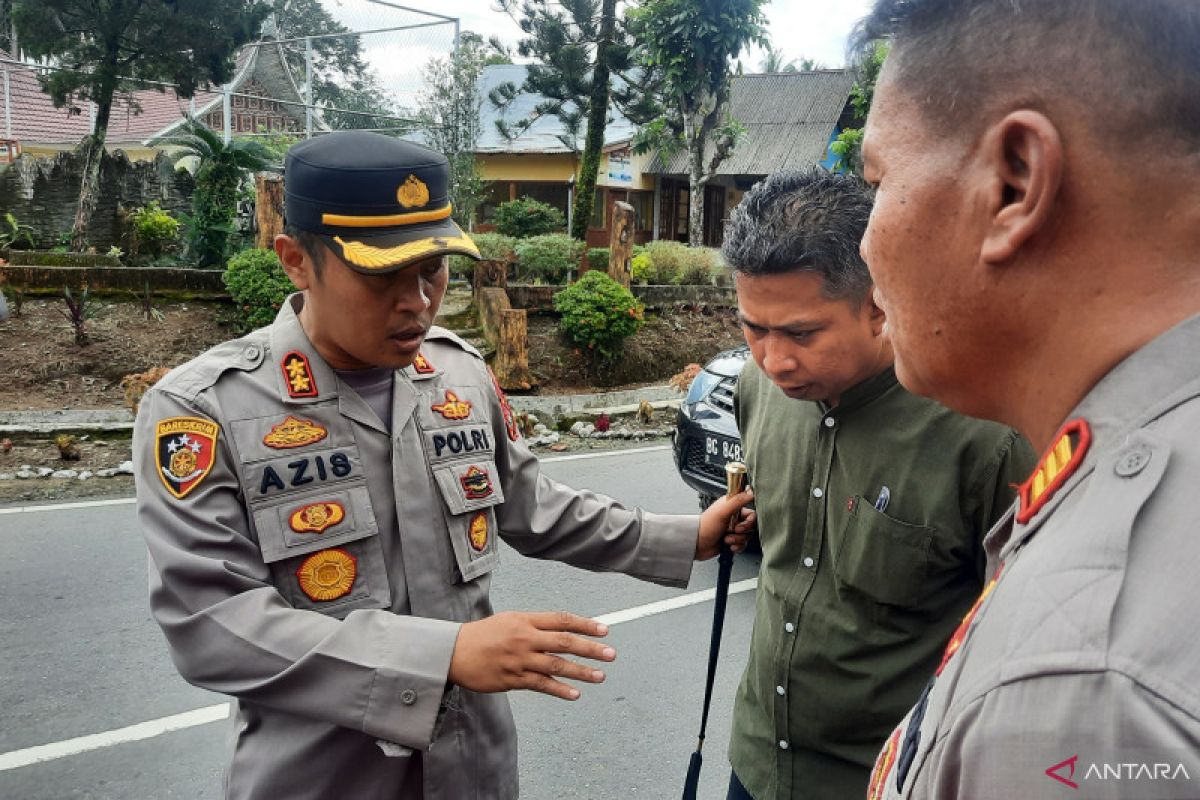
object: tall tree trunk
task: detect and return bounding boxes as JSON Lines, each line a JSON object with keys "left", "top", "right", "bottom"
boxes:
{"left": 569, "top": 0, "right": 616, "bottom": 242}
{"left": 687, "top": 113, "right": 708, "bottom": 247}
{"left": 71, "top": 73, "right": 116, "bottom": 253}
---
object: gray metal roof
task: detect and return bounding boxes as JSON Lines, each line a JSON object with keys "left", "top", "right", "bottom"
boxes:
{"left": 646, "top": 69, "right": 855, "bottom": 176}
{"left": 476, "top": 64, "right": 637, "bottom": 154}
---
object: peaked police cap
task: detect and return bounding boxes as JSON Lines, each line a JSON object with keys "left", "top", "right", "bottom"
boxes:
{"left": 285, "top": 131, "right": 480, "bottom": 273}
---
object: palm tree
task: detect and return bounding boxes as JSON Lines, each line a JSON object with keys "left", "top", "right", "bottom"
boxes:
{"left": 760, "top": 46, "right": 797, "bottom": 73}
{"left": 166, "top": 118, "right": 279, "bottom": 267}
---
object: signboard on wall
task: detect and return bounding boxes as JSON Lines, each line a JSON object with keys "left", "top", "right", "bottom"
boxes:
{"left": 604, "top": 147, "right": 634, "bottom": 186}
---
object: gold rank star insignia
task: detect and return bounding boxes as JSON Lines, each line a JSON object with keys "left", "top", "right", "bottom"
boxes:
{"left": 282, "top": 351, "right": 318, "bottom": 399}
{"left": 397, "top": 174, "right": 430, "bottom": 209}
{"left": 295, "top": 548, "right": 357, "bottom": 601}
{"left": 412, "top": 352, "right": 435, "bottom": 374}
{"left": 432, "top": 390, "right": 472, "bottom": 420}
{"left": 263, "top": 416, "right": 328, "bottom": 449}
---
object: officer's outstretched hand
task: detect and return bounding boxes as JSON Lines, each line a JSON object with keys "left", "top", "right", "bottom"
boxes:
{"left": 695, "top": 488, "right": 756, "bottom": 560}
{"left": 449, "top": 611, "right": 614, "bottom": 701}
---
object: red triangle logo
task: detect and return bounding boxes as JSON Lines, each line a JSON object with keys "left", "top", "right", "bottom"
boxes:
{"left": 1045, "top": 755, "right": 1080, "bottom": 789}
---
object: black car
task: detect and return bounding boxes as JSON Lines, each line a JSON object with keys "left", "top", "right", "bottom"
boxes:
{"left": 672, "top": 345, "right": 750, "bottom": 509}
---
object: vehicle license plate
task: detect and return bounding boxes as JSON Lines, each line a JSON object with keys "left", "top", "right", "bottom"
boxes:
{"left": 704, "top": 435, "right": 743, "bottom": 468}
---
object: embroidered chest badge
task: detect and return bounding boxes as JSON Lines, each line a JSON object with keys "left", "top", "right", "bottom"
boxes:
{"left": 155, "top": 416, "right": 220, "bottom": 499}
{"left": 868, "top": 727, "right": 902, "bottom": 800}
{"left": 460, "top": 465, "right": 494, "bottom": 500}
{"left": 296, "top": 548, "right": 357, "bottom": 601}
{"left": 1017, "top": 418, "right": 1091, "bottom": 524}
{"left": 468, "top": 512, "right": 489, "bottom": 552}
{"left": 412, "top": 352, "right": 435, "bottom": 374}
{"left": 937, "top": 563, "right": 1004, "bottom": 676}
{"left": 289, "top": 501, "right": 346, "bottom": 534}
{"left": 432, "top": 390, "right": 472, "bottom": 420}
{"left": 282, "top": 351, "right": 318, "bottom": 399}
{"left": 263, "top": 415, "right": 328, "bottom": 449}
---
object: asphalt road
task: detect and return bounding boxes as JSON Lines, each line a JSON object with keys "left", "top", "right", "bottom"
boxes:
{"left": 0, "top": 445, "right": 761, "bottom": 800}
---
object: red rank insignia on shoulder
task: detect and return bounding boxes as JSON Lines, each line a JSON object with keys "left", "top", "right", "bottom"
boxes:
{"left": 1017, "top": 418, "right": 1091, "bottom": 524}
{"left": 155, "top": 416, "right": 220, "bottom": 499}
{"left": 489, "top": 368, "right": 520, "bottom": 442}
{"left": 432, "top": 390, "right": 472, "bottom": 420}
{"left": 412, "top": 352, "right": 435, "bottom": 374}
{"left": 282, "top": 350, "right": 318, "bottom": 399}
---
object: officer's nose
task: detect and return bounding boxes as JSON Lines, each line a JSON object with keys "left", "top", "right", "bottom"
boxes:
{"left": 760, "top": 334, "right": 800, "bottom": 383}
{"left": 390, "top": 269, "right": 432, "bottom": 314}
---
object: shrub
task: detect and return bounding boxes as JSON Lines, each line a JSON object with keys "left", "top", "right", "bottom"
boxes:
{"left": 493, "top": 197, "right": 567, "bottom": 238}
{"left": 675, "top": 246, "right": 720, "bottom": 285}
{"left": 587, "top": 248, "right": 610, "bottom": 270}
{"left": 642, "top": 240, "right": 687, "bottom": 284}
{"left": 515, "top": 234, "right": 584, "bottom": 284}
{"left": 630, "top": 252, "right": 654, "bottom": 285}
{"left": 131, "top": 201, "right": 181, "bottom": 260}
{"left": 223, "top": 248, "right": 294, "bottom": 331}
{"left": 553, "top": 270, "right": 645, "bottom": 362}
{"left": 449, "top": 232, "right": 520, "bottom": 280}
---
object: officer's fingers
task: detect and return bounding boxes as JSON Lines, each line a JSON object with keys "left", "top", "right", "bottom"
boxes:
{"left": 732, "top": 510, "right": 757, "bottom": 534}
{"left": 531, "top": 653, "right": 607, "bottom": 685}
{"left": 525, "top": 672, "right": 583, "bottom": 701}
{"left": 532, "top": 629, "right": 617, "bottom": 663}
{"left": 527, "top": 610, "right": 609, "bottom": 639}
{"left": 724, "top": 532, "right": 750, "bottom": 553}
{"left": 721, "top": 487, "right": 755, "bottom": 512}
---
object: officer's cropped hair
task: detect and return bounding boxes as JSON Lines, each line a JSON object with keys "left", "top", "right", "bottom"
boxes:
{"left": 284, "top": 225, "right": 326, "bottom": 278}
{"left": 721, "top": 168, "right": 874, "bottom": 304}
{"left": 854, "top": 0, "right": 1200, "bottom": 152}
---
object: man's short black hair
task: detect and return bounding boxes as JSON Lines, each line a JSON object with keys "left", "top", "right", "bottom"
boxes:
{"left": 721, "top": 167, "right": 875, "bottom": 304}
{"left": 854, "top": 0, "right": 1200, "bottom": 151}
{"left": 283, "top": 224, "right": 326, "bottom": 278}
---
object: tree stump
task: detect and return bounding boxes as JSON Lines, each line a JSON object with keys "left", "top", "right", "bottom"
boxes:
{"left": 255, "top": 173, "right": 285, "bottom": 249}
{"left": 494, "top": 308, "right": 535, "bottom": 390}
{"left": 608, "top": 200, "right": 634, "bottom": 288}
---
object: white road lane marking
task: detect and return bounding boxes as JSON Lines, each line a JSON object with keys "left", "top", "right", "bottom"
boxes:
{"left": 0, "top": 704, "right": 231, "bottom": 772}
{"left": 0, "top": 577, "right": 757, "bottom": 772}
{"left": 0, "top": 446, "right": 673, "bottom": 516}
{"left": 0, "top": 497, "right": 136, "bottom": 515}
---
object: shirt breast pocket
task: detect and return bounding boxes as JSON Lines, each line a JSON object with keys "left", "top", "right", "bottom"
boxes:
{"left": 250, "top": 483, "right": 392, "bottom": 618}
{"left": 834, "top": 498, "right": 935, "bottom": 608}
{"left": 432, "top": 459, "right": 505, "bottom": 583}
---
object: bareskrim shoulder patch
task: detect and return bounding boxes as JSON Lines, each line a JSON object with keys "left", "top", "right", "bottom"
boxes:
{"left": 489, "top": 368, "right": 520, "bottom": 442}
{"left": 155, "top": 416, "right": 220, "bottom": 499}
{"left": 282, "top": 350, "right": 318, "bottom": 399}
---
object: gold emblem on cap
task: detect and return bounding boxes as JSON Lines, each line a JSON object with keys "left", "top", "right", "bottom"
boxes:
{"left": 296, "top": 548, "right": 357, "bottom": 601}
{"left": 397, "top": 174, "right": 430, "bottom": 209}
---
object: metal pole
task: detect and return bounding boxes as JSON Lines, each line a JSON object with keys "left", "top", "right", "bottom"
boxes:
{"left": 364, "top": 0, "right": 458, "bottom": 24}
{"left": 305, "top": 36, "right": 313, "bottom": 138}
{"left": 453, "top": 18, "right": 460, "bottom": 52}
{"left": 223, "top": 84, "right": 232, "bottom": 143}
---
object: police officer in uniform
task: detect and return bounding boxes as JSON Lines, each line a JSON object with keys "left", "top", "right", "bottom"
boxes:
{"left": 134, "top": 131, "right": 754, "bottom": 799}
{"left": 855, "top": 1, "right": 1200, "bottom": 798}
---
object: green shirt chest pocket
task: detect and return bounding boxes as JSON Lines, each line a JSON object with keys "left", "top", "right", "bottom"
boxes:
{"left": 834, "top": 497, "right": 936, "bottom": 607}
{"left": 250, "top": 483, "right": 391, "bottom": 618}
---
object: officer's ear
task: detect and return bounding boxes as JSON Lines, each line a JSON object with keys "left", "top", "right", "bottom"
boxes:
{"left": 275, "top": 234, "right": 314, "bottom": 291}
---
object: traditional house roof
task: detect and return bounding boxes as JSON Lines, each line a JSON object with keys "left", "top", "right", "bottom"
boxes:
{"left": 476, "top": 64, "right": 636, "bottom": 154}
{"left": 0, "top": 40, "right": 315, "bottom": 151}
{"left": 646, "top": 69, "right": 856, "bottom": 176}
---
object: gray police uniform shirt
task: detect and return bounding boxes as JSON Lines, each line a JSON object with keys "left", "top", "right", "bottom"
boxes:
{"left": 868, "top": 313, "right": 1200, "bottom": 800}
{"left": 133, "top": 294, "right": 699, "bottom": 800}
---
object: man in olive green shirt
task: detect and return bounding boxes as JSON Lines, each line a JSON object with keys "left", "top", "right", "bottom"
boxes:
{"left": 720, "top": 169, "right": 1034, "bottom": 800}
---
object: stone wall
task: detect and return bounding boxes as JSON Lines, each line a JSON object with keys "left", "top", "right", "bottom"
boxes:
{"left": 0, "top": 147, "right": 194, "bottom": 249}
{"left": 1, "top": 265, "right": 225, "bottom": 298}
